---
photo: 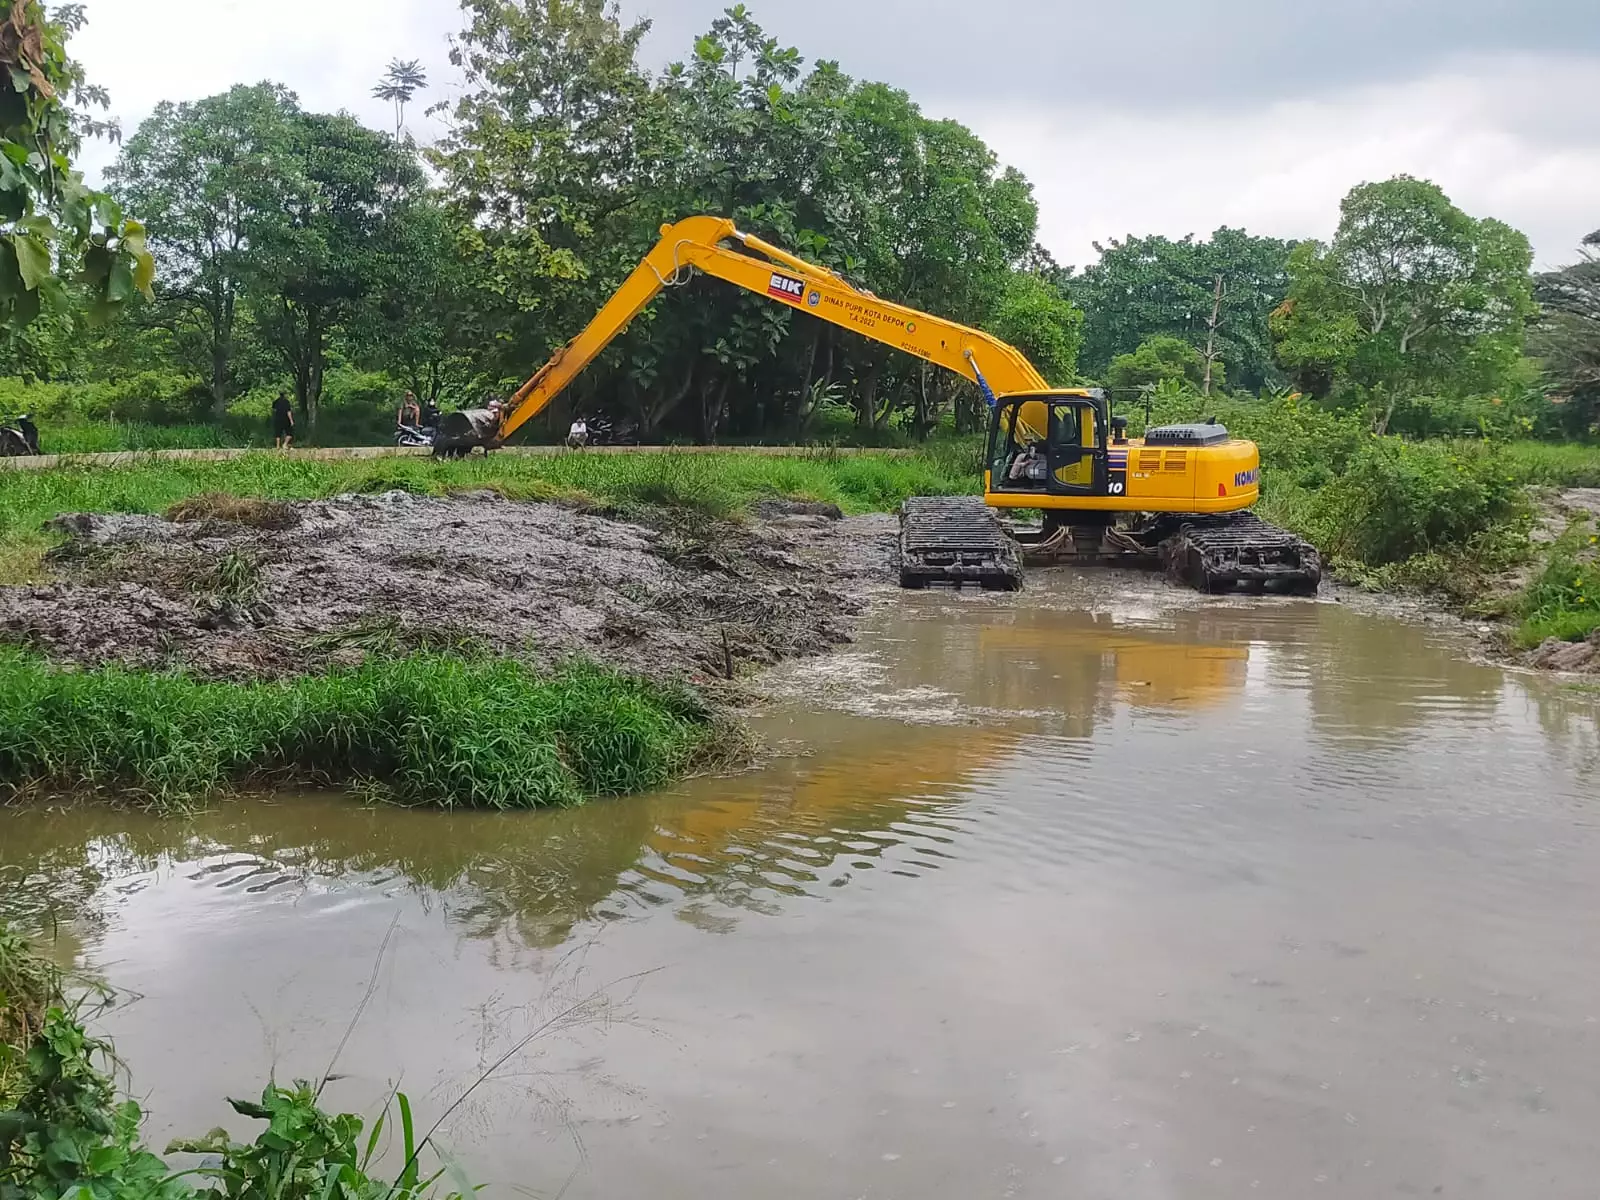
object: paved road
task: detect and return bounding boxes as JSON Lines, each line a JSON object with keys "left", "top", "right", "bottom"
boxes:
{"left": 0, "top": 444, "right": 908, "bottom": 472}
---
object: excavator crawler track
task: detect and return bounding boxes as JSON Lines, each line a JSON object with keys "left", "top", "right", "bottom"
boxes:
{"left": 898, "top": 496, "right": 1023, "bottom": 590}
{"left": 1158, "top": 513, "right": 1321, "bottom": 595}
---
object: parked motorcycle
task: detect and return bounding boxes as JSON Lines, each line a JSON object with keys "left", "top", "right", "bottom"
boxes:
{"left": 395, "top": 422, "right": 435, "bottom": 449}
{"left": 586, "top": 415, "right": 639, "bottom": 446}
{"left": 0, "top": 413, "right": 39, "bottom": 456}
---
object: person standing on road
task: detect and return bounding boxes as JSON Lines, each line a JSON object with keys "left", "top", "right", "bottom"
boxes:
{"left": 271, "top": 392, "right": 295, "bottom": 450}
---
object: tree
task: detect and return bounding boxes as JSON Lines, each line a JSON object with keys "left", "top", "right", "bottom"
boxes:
{"left": 428, "top": 0, "right": 658, "bottom": 383}
{"left": 990, "top": 271, "right": 1082, "bottom": 386}
{"left": 0, "top": 1, "right": 153, "bottom": 337}
{"left": 372, "top": 59, "right": 427, "bottom": 139}
{"left": 1531, "top": 229, "right": 1600, "bottom": 439}
{"left": 1073, "top": 228, "right": 1292, "bottom": 392}
{"left": 250, "top": 112, "right": 426, "bottom": 430}
{"left": 1106, "top": 334, "right": 1212, "bottom": 395}
{"left": 1272, "top": 176, "right": 1534, "bottom": 430}
{"left": 356, "top": 197, "right": 489, "bottom": 405}
{"left": 106, "top": 84, "right": 300, "bottom": 417}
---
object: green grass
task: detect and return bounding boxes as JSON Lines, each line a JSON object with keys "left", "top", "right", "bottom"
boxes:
{"left": 39, "top": 421, "right": 246, "bottom": 454}
{"left": 0, "top": 650, "right": 731, "bottom": 811}
{"left": 0, "top": 445, "right": 981, "bottom": 584}
{"left": 1500, "top": 440, "right": 1600, "bottom": 488}
{"left": 1514, "top": 523, "right": 1600, "bottom": 648}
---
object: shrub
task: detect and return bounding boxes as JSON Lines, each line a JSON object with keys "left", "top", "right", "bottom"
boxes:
{"left": 77, "top": 371, "right": 211, "bottom": 424}
{"left": 1307, "top": 438, "right": 1525, "bottom": 565}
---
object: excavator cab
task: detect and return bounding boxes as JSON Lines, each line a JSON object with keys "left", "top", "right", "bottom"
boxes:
{"left": 987, "top": 392, "right": 1114, "bottom": 498}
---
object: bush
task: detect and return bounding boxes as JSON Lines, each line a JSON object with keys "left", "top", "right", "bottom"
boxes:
{"left": 1306, "top": 438, "right": 1525, "bottom": 565}
{"left": 78, "top": 371, "right": 211, "bottom": 424}
{"left": 228, "top": 369, "right": 404, "bottom": 446}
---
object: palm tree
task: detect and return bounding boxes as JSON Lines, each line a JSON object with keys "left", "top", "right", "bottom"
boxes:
{"left": 372, "top": 59, "right": 428, "bottom": 139}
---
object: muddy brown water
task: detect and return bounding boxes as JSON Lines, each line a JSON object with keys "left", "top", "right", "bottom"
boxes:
{"left": 4, "top": 572, "right": 1599, "bottom": 1198}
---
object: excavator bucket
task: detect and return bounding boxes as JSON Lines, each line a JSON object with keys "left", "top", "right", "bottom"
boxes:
{"left": 433, "top": 409, "right": 501, "bottom": 457}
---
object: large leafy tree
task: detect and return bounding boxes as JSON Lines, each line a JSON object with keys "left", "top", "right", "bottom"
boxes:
{"left": 106, "top": 84, "right": 299, "bottom": 417}
{"left": 1106, "top": 334, "right": 1212, "bottom": 395}
{"left": 250, "top": 112, "right": 426, "bottom": 429}
{"left": 1072, "top": 228, "right": 1293, "bottom": 392}
{"left": 0, "top": 1, "right": 152, "bottom": 337}
{"left": 428, "top": 0, "right": 658, "bottom": 381}
{"left": 1531, "top": 229, "right": 1600, "bottom": 439}
{"left": 1272, "top": 176, "right": 1534, "bottom": 430}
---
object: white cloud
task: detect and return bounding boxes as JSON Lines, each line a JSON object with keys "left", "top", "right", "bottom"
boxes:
{"left": 960, "top": 53, "right": 1600, "bottom": 272}
{"left": 75, "top": 0, "right": 459, "bottom": 178}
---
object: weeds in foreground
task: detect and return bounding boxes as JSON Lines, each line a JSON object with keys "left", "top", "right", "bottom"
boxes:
{"left": 1, "top": 932, "right": 470, "bottom": 1200}
{"left": 0, "top": 651, "right": 729, "bottom": 810}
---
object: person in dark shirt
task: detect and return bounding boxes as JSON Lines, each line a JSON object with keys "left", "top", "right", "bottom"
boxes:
{"left": 16, "top": 412, "right": 38, "bottom": 455}
{"left": 419, "top": 397, "right": 441, "bottom": 430}
{"left": 271, "top": 393, "right": 295, "bottom": 449}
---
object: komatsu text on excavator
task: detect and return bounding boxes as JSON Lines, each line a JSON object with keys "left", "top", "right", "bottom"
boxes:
{"left": 435, "top": 215, "right": 1321, "bottom": 594}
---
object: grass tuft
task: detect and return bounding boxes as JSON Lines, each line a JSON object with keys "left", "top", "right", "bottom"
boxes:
{"left": 1515, "top": 521, "right": 1600, "bottom": 648}
{"left": 0, "top": 650, "right": 731, "bottom": 811}
{"left": 165, "top": 492, "right": 300, "bottom": 530}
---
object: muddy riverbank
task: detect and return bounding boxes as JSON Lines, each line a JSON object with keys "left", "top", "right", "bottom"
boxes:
{"left": 0, "top": 492, "right": 897, "bottom": 684}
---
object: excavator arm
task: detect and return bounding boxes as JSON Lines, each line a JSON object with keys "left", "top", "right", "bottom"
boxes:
{"left": 443, "top": 214, "right": 1057, "bottom": 450}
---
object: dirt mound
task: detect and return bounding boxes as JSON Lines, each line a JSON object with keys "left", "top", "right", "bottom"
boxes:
{"left": 0, "top": 492, "right": 897, "bottom": 683}
{"left": 1528, "top": 630, "right": 1600, "bottom": 673}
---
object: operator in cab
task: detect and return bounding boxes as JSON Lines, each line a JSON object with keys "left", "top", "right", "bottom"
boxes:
{"left": 1007, "top": 439, "right": 1049, "bottom": 487}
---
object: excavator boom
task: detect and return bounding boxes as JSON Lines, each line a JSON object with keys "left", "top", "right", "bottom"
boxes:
{"left": 436, "top": 215, "right": 1066, "bottom": 452}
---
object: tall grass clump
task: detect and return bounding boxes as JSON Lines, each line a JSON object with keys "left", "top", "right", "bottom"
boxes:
{"left": 1516, "top": 525, "right": 1600, "bottom": 647}
{"left": 0, "top": 923, "right": 63, "bottom": 1103}
{"left": 0, "top": 651, "right": 725, "bottom": 810}
{"left": 43, "top": 421, "right": 244, "bottom": 454}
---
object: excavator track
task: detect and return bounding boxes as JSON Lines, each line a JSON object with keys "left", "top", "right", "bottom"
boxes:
{"left": 897, "top": 496, "right": 1022, "bottom": 590}
{"left": 1157, "top": 513, "right": 1322, "bottom": 594}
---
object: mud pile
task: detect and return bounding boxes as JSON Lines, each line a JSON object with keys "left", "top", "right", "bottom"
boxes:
{"left": 0, "top": 491, "right": 897, "bottom": 683}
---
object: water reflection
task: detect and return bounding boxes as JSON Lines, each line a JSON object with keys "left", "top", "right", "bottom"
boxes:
{"left": 3, "top": 581, "right": 1600, "bottom": 1200}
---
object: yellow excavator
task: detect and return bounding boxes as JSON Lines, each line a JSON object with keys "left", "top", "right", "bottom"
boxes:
{"left": 436, "top": 215, "right": 1321, "bottom": 594}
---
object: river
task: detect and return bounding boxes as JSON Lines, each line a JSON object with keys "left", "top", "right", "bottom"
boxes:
{"left": 4, "top": 572, "right": 1598, "bottom": 1198}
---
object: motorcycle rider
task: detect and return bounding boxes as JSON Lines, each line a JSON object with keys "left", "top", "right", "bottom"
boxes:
{"left": 16, "top": 412, "right": 38, "bottom": 455}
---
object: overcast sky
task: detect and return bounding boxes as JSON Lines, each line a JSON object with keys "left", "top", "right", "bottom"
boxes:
{"left": 74, "top": 0, "right": 1599, "bottom": 270}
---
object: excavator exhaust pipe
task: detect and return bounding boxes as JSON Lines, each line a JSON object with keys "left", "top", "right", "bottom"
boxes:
{"left": 433, "top": 409, "right": 501, "bottom": 457}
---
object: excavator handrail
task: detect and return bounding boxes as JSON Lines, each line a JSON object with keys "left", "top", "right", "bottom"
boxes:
{"left": 487, "top": 214, "right": 1080, "bottom": 445}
